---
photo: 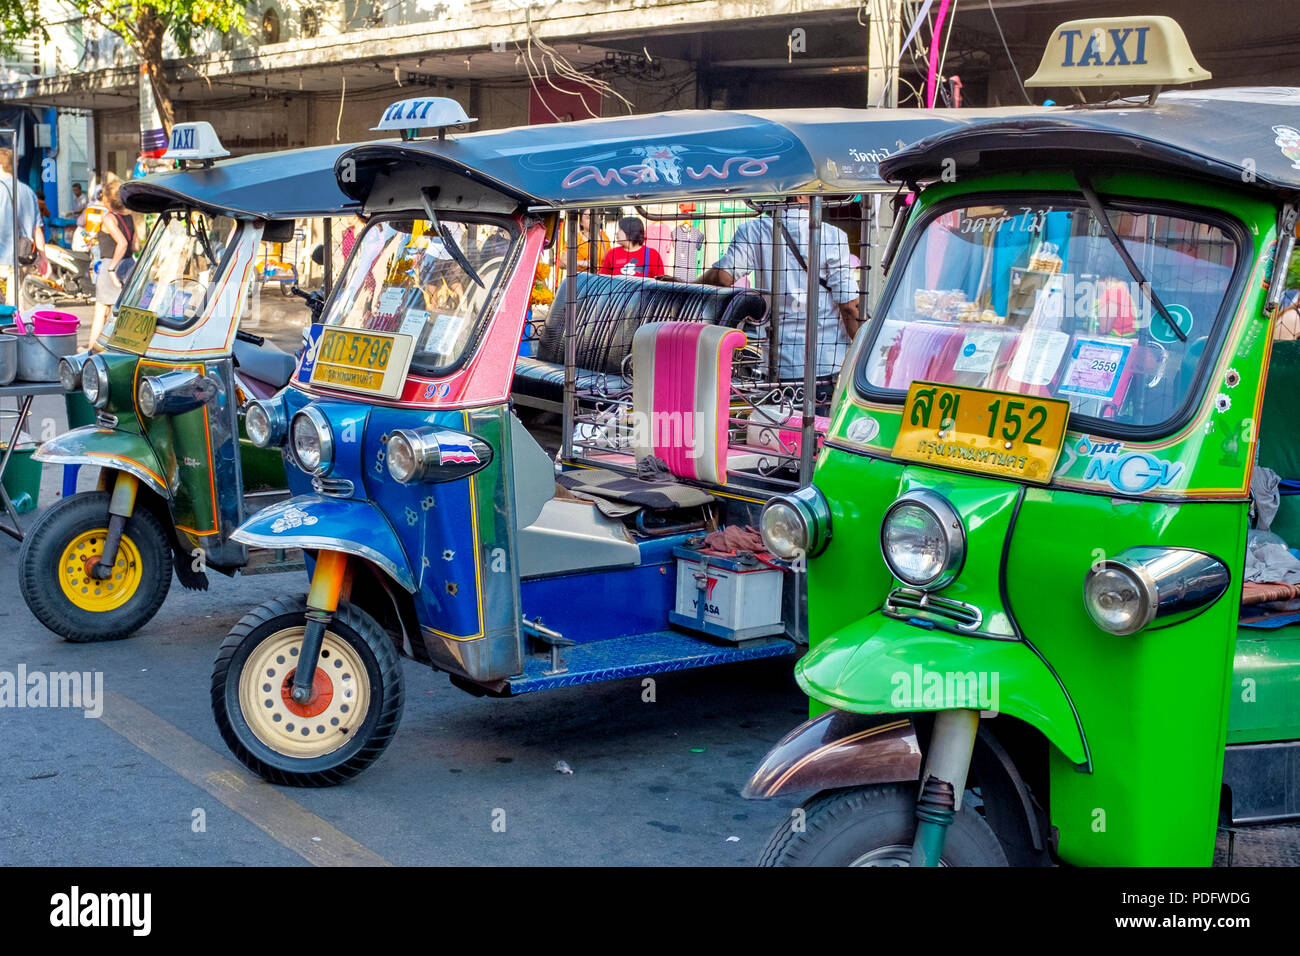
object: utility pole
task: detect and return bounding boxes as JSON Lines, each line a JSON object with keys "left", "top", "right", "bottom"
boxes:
{"left": 867, "top": 0, "right": 902, "bottom": 108}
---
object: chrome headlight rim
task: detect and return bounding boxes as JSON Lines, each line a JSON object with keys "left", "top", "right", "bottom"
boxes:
{"left": 136, "top": 376, "right": 164, "bottom": 418}
{"left": 245, "top": 397, "right": 287, "bottom": 449}
{"left": 81, "top": 354, "right": 110, "bottom": 408}
{"left": 59, "top": 353, "right": 90, "bottom": 393}
{"left": 880, "top": 489, "right": 966, "bottom": 590}
{"left": 760, "top": 485, "right": 832, "bottom": 560}
{"left": 386, "top": 428, "right": 433, "bottom": 484}
{"left": 1082, "top": 561, "right": 1156, "bottom": 636}
{"left": 289, "top": 405, "right": 334, "bottom": 476}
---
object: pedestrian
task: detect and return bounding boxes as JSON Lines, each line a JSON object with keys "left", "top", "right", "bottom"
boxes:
{"left": 0, "top": 146, "right": 46, "bottom": 311}
{"left": 87, "top": 180, "right": 137, "bottom": 347}
{"left": 698, "top": 197, "right": 860, "bottom": 396}
{"left": 599, "top": 216, "right": 664, "bottom": 278}
{"left": 71, "top": 182, "right": 88, "bottom": 213}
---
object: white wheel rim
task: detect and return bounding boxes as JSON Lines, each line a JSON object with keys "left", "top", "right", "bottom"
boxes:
{"left": 238, "top": 626, "right": 371, "bottom": 759}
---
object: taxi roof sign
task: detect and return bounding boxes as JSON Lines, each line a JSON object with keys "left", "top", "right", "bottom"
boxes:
{"left": 162, "top": 121, "right": 230, "bottom": 163}
{"left": 373, "top": 97, "right": 476, "bottom": 140}
{"left": 1026, "top": 16, "right": 1210, "bottom": 90}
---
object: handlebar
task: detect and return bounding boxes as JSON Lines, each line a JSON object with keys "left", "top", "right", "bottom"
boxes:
{"left": 235, "top": 329, "right": 266, "bottom": 346}
{"left": 290, "top": 285, "right": 312, "bottom": 301}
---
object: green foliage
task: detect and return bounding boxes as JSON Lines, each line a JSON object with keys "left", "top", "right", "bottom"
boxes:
{"left": 0, "top": 0, "right": 48, "bottom": 56}
{"left": 1287, "top": 246, "right": 1300, "bottom": 293}
{"left": 87, "top": 0, "right": 248, "bottom": 58}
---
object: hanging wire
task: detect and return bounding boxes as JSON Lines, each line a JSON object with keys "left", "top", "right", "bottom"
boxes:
{"left": 987, "top": 0, "right": 1033, "bottom": 104}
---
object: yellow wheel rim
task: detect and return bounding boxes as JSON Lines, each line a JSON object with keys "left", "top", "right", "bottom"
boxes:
{"left": 239, "top": 627, "right": 371, "bottom": 760}
{"left": 58, "top": 530, "right": 144, "bottom": 612}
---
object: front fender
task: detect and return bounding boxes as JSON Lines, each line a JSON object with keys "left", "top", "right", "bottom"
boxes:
{"left": 33, "top": 425, "right": 167, "bottom": 497}
{"left": 742, "top": 711, "right": 921, "bottom": 799}
{"left": 232, "top": 494, "right": 416, "bottom": 593}
{"left": 798, "top": 613, "right": 1089, "bottom": 768}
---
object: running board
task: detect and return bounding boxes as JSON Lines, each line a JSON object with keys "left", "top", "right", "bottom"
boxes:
{"left": 506, "top": 629, "right": 797, "bottom": 695}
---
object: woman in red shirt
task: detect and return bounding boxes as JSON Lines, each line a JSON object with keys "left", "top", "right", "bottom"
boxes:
{"left": 599, "top": 216, "right": 664, "bottom": 278}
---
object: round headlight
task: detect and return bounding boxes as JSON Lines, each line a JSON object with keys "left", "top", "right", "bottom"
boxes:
{"left": 58, "top": 357, "right": 82, "bottom": 392}
{"left": 386, "top": 431, "right": 419, "bottom": 484}
{"left": 137, "top": 377, "right": 162, "bottom": 418}
{"left": 761, "top": 500, "right": 809, "bottom": 559}
{"left": 289, "top": 407, "right": 333, "bottom": 475}
{"left": 880, "top": 491, "right": 965, "bottom": 589}
{"left": 81, "top": 355, "right": 109, "bottom": 408}
{"left": 1084, "top": 564, "right": 1155, "bottom": 635}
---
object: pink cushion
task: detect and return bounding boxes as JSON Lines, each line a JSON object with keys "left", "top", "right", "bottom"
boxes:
{"left": 632, "top": 322, "right": 746, "bottom": 484}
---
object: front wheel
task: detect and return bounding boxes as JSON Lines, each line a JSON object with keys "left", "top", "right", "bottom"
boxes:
{"left": 211, "top": 595, "right": 404, "bottom": 787}
{"left": 758, "top": 783, "right": 1008, "bottom": 867}
{"left": 18, "top": 490, "right": 173, "bottom": 641}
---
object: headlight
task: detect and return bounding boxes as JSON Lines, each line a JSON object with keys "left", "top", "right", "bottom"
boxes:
{"left": 59, "top": 354, "right": 89, "bottom": 392}
{"left": 759, "top": 486, "right": 832, "bottom": 560}
{"left": 137, "top": 377, "right": 163, "bottom": 418}
{"left": 1084, "top": 547, "right": 1229, "bottom": 635}
{"left": 81, "top": 355, "right": 110, "bottom": 408}
{"left": 289, "top": 406, "right": 333, "bottom": 475}
{"left": 245, "top": 398, "right": 286, "bottom": 448}
{"left": 880, "top": 490, "right": 965, "bottom": 589}
{"left": 386, "top": 431, "right": 421, "bottom": 483}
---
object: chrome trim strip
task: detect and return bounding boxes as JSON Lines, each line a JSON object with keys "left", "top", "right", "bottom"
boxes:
{"left": 883, "top": 586, "right": 983, "bottom": 632}
{"left": 229, "top": 529, "right": 417, "bottom": 593}
{"left": 29, "top": 450, "right": 167, "bottom": 497}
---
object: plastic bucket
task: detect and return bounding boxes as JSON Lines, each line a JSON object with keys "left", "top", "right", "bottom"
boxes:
{"left": 1, "top": 327, "right": 78, "bottom": 382}
{"left": 0, "top": 442, "right": 43, "bottom": 514}
{"left": 15, "top": 310, "right": 80, "bottom": 335}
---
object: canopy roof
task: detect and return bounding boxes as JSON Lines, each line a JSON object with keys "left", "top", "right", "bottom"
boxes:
{"left": 880, "top": 88, "right": 1300, "bottom": 194}
{"left": 120, "top": 142, "right": 364, "bottom": 219}
{"left": 336, "top": 108, "right": 1014, "bottom": 210}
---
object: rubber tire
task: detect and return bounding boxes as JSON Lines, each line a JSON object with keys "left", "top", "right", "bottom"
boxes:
{"left": 758, "top": 783, "right": 1008, "bottom": 867}
{"left": 212, "top": 595, "right": 404, "bottom": 787}
{"left": 22, "top": 274, "right": 57, "bottom": 303}
{"left": 18, "top": 491, "right": 173, "bottom": 642}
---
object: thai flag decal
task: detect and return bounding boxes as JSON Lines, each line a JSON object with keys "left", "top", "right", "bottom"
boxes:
{"left": 438, "top": 437, "right": 481, "bottom": 465}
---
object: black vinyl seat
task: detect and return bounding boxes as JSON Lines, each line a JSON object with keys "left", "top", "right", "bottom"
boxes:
{"left": 513, "top": 272, "right": 767, "bottom": 410}
{"left": 233, "top": 337, "right": 299, "bottom": 389}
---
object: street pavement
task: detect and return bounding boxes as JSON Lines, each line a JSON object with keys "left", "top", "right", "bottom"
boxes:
{"left": 1, "top": 291, "right": 1297, "bottom": 867}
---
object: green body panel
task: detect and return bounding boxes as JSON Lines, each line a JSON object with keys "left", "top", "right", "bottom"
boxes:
{"left": 795, "top": 168, "right": 1289, "bottom": 866}
{"left": 1230, "top": 628, "right": 1300, "bottom": 744}
{"left": 238, "top": 424, "right": 287, "bottom": 493}
{"left": 137, "top": 358, "right": 220, "bottom": 535}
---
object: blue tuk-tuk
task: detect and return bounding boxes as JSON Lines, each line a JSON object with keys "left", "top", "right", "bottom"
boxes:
{"left": 212, "top": 100, "right": 980, "bottom": 785}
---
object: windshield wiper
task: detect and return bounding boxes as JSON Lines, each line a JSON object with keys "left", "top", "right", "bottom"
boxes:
{"left": 1075, "top": 172, "right": 1185, "bottom": 343}
{"left": 193, "top": 215, "right": 218, "bottom": 269}
{"left": 420, "top": 187, "right": 484, "bottom": 289}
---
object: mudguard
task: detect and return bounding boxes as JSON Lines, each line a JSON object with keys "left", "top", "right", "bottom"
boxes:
{"left": 742, "top": 711, "right": 921, "bottom": 799}
{"left": 33, "top": 426, "right": 167, "bottom": 497}
{"left": 231, "top": 494, "right": 416, "bottom": 593}
{"left": 797, "top": 613, "right": 1089, "bottom": 768}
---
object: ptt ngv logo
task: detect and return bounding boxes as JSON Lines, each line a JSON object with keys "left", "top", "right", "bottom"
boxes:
{"left": 1078, "top": 436, "right": 1184, "bottom": 494}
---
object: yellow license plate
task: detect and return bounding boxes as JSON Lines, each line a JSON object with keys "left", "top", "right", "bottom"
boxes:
{"left": 108, "top": 306, "right": 157, "bottom": 355}
{"left": 309, "top": 328, "right": 413, "bottom": 399}
{"left": 892, "top": 382, "right": 1070, "bottom": 484}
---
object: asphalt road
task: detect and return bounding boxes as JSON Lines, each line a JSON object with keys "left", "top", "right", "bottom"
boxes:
{"left": 1, "top": 291, "right": 1296, "bottom": 868}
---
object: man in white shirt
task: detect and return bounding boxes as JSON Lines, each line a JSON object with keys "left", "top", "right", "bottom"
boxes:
{"left": 70, "top": 182, "right": 88, "bottom": 213}
{"left": 699, "top": 198, "right": 860, "bottom": 381}
{"left": 0, "top": 147, "right": 46, "bottom": 309}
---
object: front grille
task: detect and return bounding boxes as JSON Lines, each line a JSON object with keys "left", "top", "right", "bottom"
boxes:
{"left": 883, "top": 587, "right": 983, "bottom": 631}
{"left": 96, "top": 412, "right": 118, "bottom": 428}
{"left": 312, "top": 475, "right": 354, "bottom": 497}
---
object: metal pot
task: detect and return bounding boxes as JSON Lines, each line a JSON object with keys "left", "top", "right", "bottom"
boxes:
{"left": 0, "top": 329, "right": 15, "bottom": 385}
{"left": 2, "top": 327, "right": 78, "bottom": 382}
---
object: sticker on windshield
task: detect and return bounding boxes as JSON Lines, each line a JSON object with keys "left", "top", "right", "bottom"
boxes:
{"left": 424, "top": 313, "right": 465, "bottom": 358}
{"left": 1058, "top": 338, "right": 1132, "bottom": 401}
{"left": 398, "top": 309, "right": 428, "bottom": 339}
{"left": 374, "top": 287, "right": 408, "bottom": 327}
{"left": 952, "top": 330, "right": 1004, "bottom": 374}
{"left": 1006, "top": 329, "right": 1069, "bottom": 386}
{"left": 1149, "top": 303, "right": 1193, "bottom": 345}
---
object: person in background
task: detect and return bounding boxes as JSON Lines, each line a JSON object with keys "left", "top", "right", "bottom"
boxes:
{"left": 1275, "top": 289, "right": 1300, "bottom": 341}
{"left": 698, "top": 196, "right": 859, "bottom": 390}
{"left": 87, "top": 180, "right": 137, "bottom": 346}
{"left": 600, "top": 216, "right": 664, "bottom": 278}
{"left": 71, "top": 182, "right": 88, "bottom": 213}
{"left": 0, "top": 146, "right": 46, "bottom": 309}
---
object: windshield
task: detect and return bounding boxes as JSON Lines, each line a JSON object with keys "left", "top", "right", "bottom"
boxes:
{"left": 119, "top": 212, "right": 240, "bottom": 330}
{"left": 320, "top": 217, "right": 516, "bottom": 376}
{"left": 857, "top": 197, "right": 1241, "bottom": 433}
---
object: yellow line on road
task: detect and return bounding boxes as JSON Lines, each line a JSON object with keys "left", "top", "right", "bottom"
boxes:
{"left": 99, "top": 691, "right": 392, "bottom": 867}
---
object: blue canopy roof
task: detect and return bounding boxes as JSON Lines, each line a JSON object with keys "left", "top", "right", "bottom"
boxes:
{"left": 120, "top": 142, "right": 364, "bottom": 219}
{"left": 336, "top": 108, "right": 1007, "bottom": 209}
{"left": 880, "top": 88, "right": 1300, "bottom": 193}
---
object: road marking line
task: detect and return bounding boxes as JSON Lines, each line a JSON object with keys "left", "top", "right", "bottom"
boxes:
{"left": 99, "top": 690, "right": 392, "bottom": 867}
